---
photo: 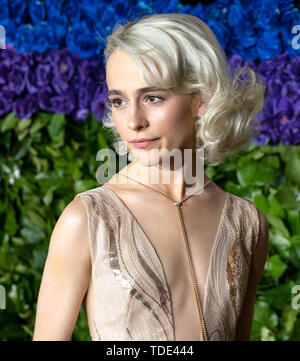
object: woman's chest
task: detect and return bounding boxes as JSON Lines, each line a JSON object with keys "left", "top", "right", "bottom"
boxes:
{"left": 101, "top": 186, "right": 228, "bottom": 340}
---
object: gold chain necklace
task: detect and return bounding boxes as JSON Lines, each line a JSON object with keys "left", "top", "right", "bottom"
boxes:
{"left": 118, "top": 171, "right": 213, "bottom": 341}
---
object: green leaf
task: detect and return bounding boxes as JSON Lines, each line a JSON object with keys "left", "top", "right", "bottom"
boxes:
{"left": 276, "top": 186, "right": 300, "bottom": 210}
{"left": 285, "top": 154, "right": 300, "bottom": 185}
{"left": 260, "top": 283, "right": 292, "bottom": 308}
{"left": 252, "top": 189, "right": 270, "bottom": 214}
{"left": 267, "top": 214, "right": 290, "bottom": 238}
{"left": 236, "top": 163, "right": 256, "bottom": 185}
{"left": 20, "top": 226, "right": 45, "bottom": 244}
{"left": 47, "top": 114, "right": 66, "bottom": 140}
{"left": 252, "top": 150, "right": 264, "bottom": 160}
{"left": 271, "top": 234, "right": 291, "bottom": 252}
{"left": 97, "top": 130, "right": 108, "bottom": 149}
{"left": 252, "top": 300, "right": 278, "bottom": 340}
{"left": 4, "top": 204, "right": 18, "bottom": 236}
{"left": 13, "top": 138, "right": 32, "bottom": 160}
{"left": 288, "top": 236, "right": 300, "bottom": 268}
{"left": 0, "top": 112, "right": 19, "bottom": 133}
{"left": 23, "top": 209, "right": 46, "bottom": 229}
{"left": 30, "top": 113, "right": 51, "bottom": 134}
{"left": 17, "top": 118, "right": 32, "bottom": 132}
{"left": 265, "top": 254, "right": 288, "bottom": 278}
{"left": 32, "top": 247, "right": 47, "bottom": 270}
{"left": 43, "top": 189, "right": 53, "bottom": 206}
{"left": 268, "top": 193, "right": 285, "bottom": 219}
{"left": 287, "top": 210, "right": 300, "bottom": 235}
{"left": 74, "top": 179, "right": 98, "bottom": 193}
{"left": 261, "top": 326, "right": 276, "bottom": 341}
{"left": 290, "top": 318, "right": 300, "bottom": 340}
{"left": 279, "top": 305, "right": 299, "bottom": 338}
{"left": 205, "top": 166, "right": 217, "bottom": 179}
{"left": 261, "top": 155, "right": 281, "bottom": 169}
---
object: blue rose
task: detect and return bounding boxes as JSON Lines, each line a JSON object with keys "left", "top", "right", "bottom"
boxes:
{"left": 227, "top": 0, "right": 245, "bottom": 29}
{"left": 66, "top": 22, "right": 100, "bottom": 58}
{"left": 206, "top": 0, "right": 229, "bottom": 22}
{"left": 0, "top": 0, "right": 9, "bottom": 23}
{"left": 61, "top": 0, "right": 80, "bottom": 24}
{"left": 252, "top": 0, "right": 281, "bottom": 31}
{"left": 257, "top": 29, "right": 282, "bottom": 60}
{"left": 207, "top": 19, "right": 230, "bottom": 51}
{"left": 281, "top": 7, "right": 300, "bottom": 57}
{"left": 31, "top": 21, "right": 57, "bottom": 52}
{"left": 47, "top": 13, "right": 68, "bottom": 47}
{"left": 29, "top": 0, "right": 46, "bottom": 24}
{"left": 45, "top": 0, "right": 65, "bottom": 18}
{"left": 0, "top": 18, "right": 16, "bottom": 44}
{"left": 13, "top": 24, "right": 34, "bottom": 53}
{"left": 9, "top": 0, "right": 27, "bottom": 25}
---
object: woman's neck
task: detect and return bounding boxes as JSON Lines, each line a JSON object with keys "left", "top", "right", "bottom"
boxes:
{"left": 119, "top": 149, "right": 210, "bottom": 201}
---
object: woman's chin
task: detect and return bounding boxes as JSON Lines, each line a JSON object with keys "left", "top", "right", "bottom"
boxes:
{"left": 129, "top": 148, "right": 163, "bottom": 168}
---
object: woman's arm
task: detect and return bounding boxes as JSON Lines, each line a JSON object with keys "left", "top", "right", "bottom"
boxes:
{"left": 33, "top": 197, "right": 91, "bottom": 341}
{"left": 234, "top": 209, "right": 269, "bottom": 341}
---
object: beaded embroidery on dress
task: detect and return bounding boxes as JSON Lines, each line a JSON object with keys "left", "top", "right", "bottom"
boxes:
{"left": 74, "top": 186, "right": 260, "bottom": 341}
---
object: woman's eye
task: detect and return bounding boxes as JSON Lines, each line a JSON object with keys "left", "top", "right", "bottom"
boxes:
{"left": 146, "top": 95, "right": 162, "bottom": 103}
{"left": 109, "top": 95, "right": 163, "bottom": 108}
{"left": 109, "top": 98, "right": 124, "bottom": 107}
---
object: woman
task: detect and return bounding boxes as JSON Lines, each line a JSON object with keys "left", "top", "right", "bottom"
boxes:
{"left": 33, "top": 13, "right": 269, "bottom": 341}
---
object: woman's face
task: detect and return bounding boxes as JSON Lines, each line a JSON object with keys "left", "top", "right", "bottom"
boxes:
{"left": 105, "top": 48, "right": 203, "bottom": 167}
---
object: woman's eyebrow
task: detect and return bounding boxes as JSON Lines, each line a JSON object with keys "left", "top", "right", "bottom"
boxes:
{"left": 107, "top": 87, "right": 168, "bottom": 97}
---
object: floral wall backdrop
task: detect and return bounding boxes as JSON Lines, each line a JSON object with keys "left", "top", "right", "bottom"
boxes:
{"left": 0, "top": 0, "right": 299, "bottom": 341}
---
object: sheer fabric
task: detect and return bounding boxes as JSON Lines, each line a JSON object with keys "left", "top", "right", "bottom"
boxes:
{"left": 74, "top": 186, "right": 260, "bottom": 341}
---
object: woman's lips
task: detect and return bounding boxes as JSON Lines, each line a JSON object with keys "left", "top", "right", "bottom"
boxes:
{"left": 130, "top": 138, "right": 160, "bottom": 149}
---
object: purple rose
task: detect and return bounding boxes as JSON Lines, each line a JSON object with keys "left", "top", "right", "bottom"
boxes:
{"left": 256, "top": 59, "right": 276, "bottom": 81}
{"left": 91, "top": 86, "right": 106, "bottom": 121}
{"left": 36, "top": 63, "right": 51, "bottom": 88}
{"left": 228, "top": 54, "right": 244, "bottom": 77}
{"left": 267, "top": 77, "right": 283, "bottom": 98}
{"left": 73, "top": 108, "right": 89, "bottom": 122}
{"left": 282, "top": 80, "right": 300, "bottom": 102}
{"left": 25, "top": 70, "right": 38, "bottom": 94}
{"left": 51, "top": 50, "right": 75, "bottom": 94}
{"left": 0, "top": 63, "right": 9, "bottom": 84}
{"left": 286, "top": 57, "right": 300, "bottom": 80}
{"left": 34, "top": 50, "right": 52, "bottom": 64}
{"left": 8, "top": 66, "right": 26, "bottom": 95}
{"left": 0, "top": 86, "right": 15, "bottom": 117}
{"left": 13, "top": 93, "right": 38, "bottom": 119}
{"left": 50, "top": 91, "right": 76, "bottom": 114}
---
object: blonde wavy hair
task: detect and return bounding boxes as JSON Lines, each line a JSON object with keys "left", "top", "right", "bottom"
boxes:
{"left": 102, "top": 13, "right": 266, "bottom": 166}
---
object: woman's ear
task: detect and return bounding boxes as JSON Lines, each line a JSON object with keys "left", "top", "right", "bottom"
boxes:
{"left": 191, "top": 91, "right": 207, "bottom": 117}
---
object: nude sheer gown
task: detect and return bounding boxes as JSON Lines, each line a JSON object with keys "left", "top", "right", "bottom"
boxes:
{"left": 73, "top": 185, "right": 260, "bottom": 341}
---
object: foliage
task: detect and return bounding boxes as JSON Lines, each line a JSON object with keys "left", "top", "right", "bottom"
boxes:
{"left": 0, "top": 111, "right": 300, "bottom": 340}
{"left": 0, "top": 111, "right": 112, "bottom": 340}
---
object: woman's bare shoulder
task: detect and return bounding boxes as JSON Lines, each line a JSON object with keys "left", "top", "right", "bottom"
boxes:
{"left": 47, "top": 197, "right": 91, "bottom": 264}
{"left": 33, "top": 197, "right": 91, "bottom": 340}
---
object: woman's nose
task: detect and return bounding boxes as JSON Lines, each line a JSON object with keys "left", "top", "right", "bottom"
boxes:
{"left": 127, "top": 103, "right": 148, "bottom": 130}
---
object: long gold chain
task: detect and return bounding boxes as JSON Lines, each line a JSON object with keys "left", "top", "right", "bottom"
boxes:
{"left": 118, "top": 171, "right": 212, "bottom": 341}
